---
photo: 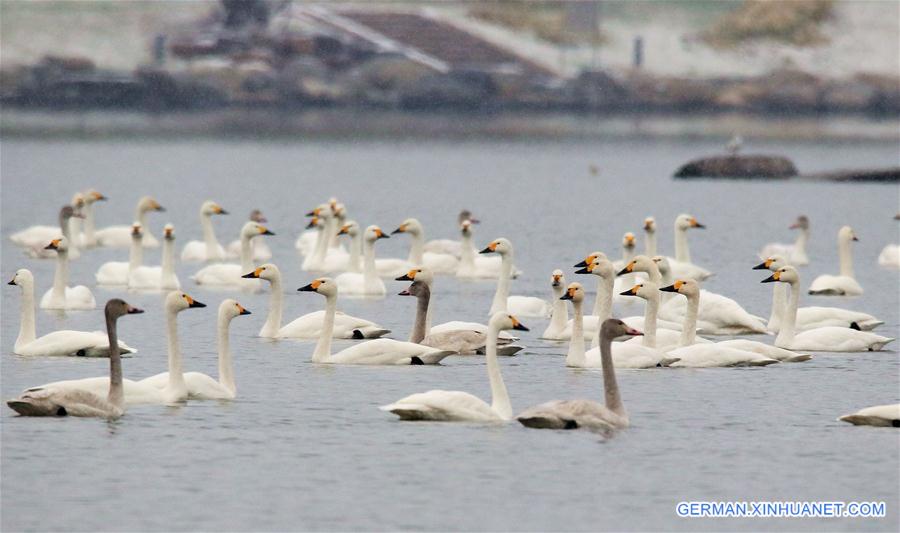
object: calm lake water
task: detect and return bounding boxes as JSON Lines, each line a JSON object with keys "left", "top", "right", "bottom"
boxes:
{"left": 1, "top": 121, "right": 898, "bottom": 531}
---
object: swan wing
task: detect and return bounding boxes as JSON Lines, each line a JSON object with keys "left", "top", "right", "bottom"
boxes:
{"left": 7, "top": 387, "right": 119, "bottom": 418}
{"left": 17, "top": 330, "right": 135, "bottom": 357}
{"left": 878, "top": 244, "right": 899, "bottom": 269}
{"left": 329, "top": 339, "right": 453, "bottom": 365}
{"left": 430, "top": 321, "right": 517, "bottom": 341}
{"left": 789, "top": 327, "right": 894, "bottom": 352}
{"left": 192, "top": 263, "right": 257, "bottom": 288}
{"left": 659, "top": 289, "right": 766, "bottom": 334}
{"left": 128, "top": 266, "right": 163, "bottom": 289}
{"left": 26, "top": 377, "right": 164, "bottom": 405}
{"left": 96, "top": 226, "right": 159, "bottom": 248}
{"left": 10, "top": 225, "right": 61, "bottom": 247}
{"left": 796, "top": 306, "right": 883, "bottom": 330}
{"left": 517, "top": 399, "right": 622, "bottom": 431}
{"left": 181, "top": 241, "right": 226, "bottom": 262}
{"left": 95, "top": 261, "right": 129, "bottom": 285}
{"left": 507, "top": 296, "right": 550, "bottom": 318}
{"left": 808, "top": 275, "right": 863, "bottom": 296}
{"left": 422, "top": 252, "right": 459, "bottom": 274}
{"left": 278, "top": 310, "right": 389, "bottom": 339}
{"left": 717, "top": 339, "right": 812, "bottom": 362}
{"left": 668, "top": 344, "right": 778, "bottom": 367}
{"left": 424, "top": 239, "right": 463, "bottom": 258}
{"left": 380, "top": 390, "right": 499, "bottom": 421}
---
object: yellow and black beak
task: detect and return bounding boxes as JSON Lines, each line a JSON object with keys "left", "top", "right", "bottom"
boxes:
{"left": 242, "top": 267, "right": 264, "bottom": 279}
{"left": 338, "top": 225, "right": 351, "bottom": 235}
{"left": 510, "top": 316, "right": 529, "bottom": 332}
{"left": 480, "top": 242, "right": 498, "bottom": 254}
{"left": 259, "top": 226, "right": 275, "bottom": 236}
{"left": 237, "top": 304, "right": 251, "bottom": 316}
{"left": 94, "top": 192, "right": 107, "bottom": 201}
{"left": 660, "top": 280, "right": 684, "bottom": 293}
{"left": 305, "top": 208, "right": 319, "bottom": 217}
{"left": 574, "top": 263, "right": 593, "bottom": 274}
{"left": 126, "top": 305, "right": 144, "bottom": 314}
{"left": 395, "top": 269, "right": 417, "bottom": 281}
{"left": 153, "top": 202, "right": 166, "bottom": 212}
{"left": 620, "top": 285, "right": 640, "bottom": 296}
{"left": 752, "top": 259, "right": 772, "bottom": 270}
{"left": 551, "top": 274, "right": 562, "bottom": 287}
{"left": 185, "top": 295, "right": 206, "bottom": 308}
{"left": 44, "top": 239, "right": 61, "bottom": 250}
{"left": 8, "top": 276, "right": 17, "bottom": 286}
{"left": 306, "top": 218, "right": 318, "bottom": 229}
{"left": 391, "top": 224, "right": 407, "bottom": 235}
{"left": 691, "top": 218, "right": 705, "bottom": 228}
{"left": 560, "top": 287, "right": 576, "bottom": 300}
{"left": 573, "top": 256, "right": 591, "bottom": 268}
{"left": 616, "top": 262, "right": 634, "bottom": 276}
{"left": 298, "top": 279, "right": 323, "bottom": 292}
{"left": 760, "top": 272, "right": 781, "bottom": 283}
{"left": 852, "top": 235, "right": 859, "bottom": 242}
{"left": 215, "top": 206, "right": 228, "bottom": 215}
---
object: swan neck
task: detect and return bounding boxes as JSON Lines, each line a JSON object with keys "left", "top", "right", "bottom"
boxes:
{"left": 407, "top": 231, "right": 424, "bottom": 264}
{"left": 313, "top": 295, "right": 336, "bottom": 362}
{"left": 645, "top": 231, "right": 657, "bottom": 256}
{"left": 16, "top": 282, "right": 37, "bottom": 351}
{"left": 548, "top": 285, "right": 568, "bottom": 331}
{"left": 52, "top": 250, "right": 67, "bottom": 300}
{"left": 410, "top": 289, "right": 429, "bottom": 343}
{"left": 795, "top": 228, "right": 808, "bottom": 254}
{"left": 490, "top": 252, "right": 512, "bottom": 315}
{"left": 838, "top": 234, "right": 854, "bottom": 278}
{"left": 566, "top": 299, "right": 586, "bottom": 366}
{"left": 83, "top": 203, "right": 96, "bottom": 245}
{"left": 591, "top": 275, "right": 614, "bottom": 348}
{"left": 599, "top": 331, "right": 625, "bottom": 417}
{"left": 768, "top": 282, "right": 785, "bottom": 330}
{"left": 312, "top": 227, "right": 328, "bottom": 265}
{"left": 348, "top": 232, "right": 361, "bottom": 271}
{"left": 106, "top": 312, "right": 124, "bottom": 409}
{"left": 674, "top": 226, "right": 691, "bottom": 263}
{"left": 362, "top": 238, "right": 377, "bottom": 289}
{"left": 162, "top": 237, "right": 175, "bottom": 278}
{"left": 775, "top": 281, "right": 799, "bottom": 346}
{"left": 459, "top": 232, "right": 474, "bottom": 269}
{"left": 166, "top": 309, "right": 186, "bottom": 392}
{"left": 643, "top": 294, "right": 658, "bottom": 348}
{"left": 240, "top": 233, "right": 253, "bottom": 272}
{"left": 200, "top": 212, "right": 219, "bottom": 259}
{"left": 261, "top": 275, "right": 283, "bottom": 337}
{"left": 680, "top": 293, "right": 699, "bottom": 346}
{"left": 486, "top": 322, "right": 512, "bottom": 420}
{"left": 129, "top": 235, "right": 143, "bottom": 271}
{"left": 217, "top": 313, "right": 236, "bottom": 394}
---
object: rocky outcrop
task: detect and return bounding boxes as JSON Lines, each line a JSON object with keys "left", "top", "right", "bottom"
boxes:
{"left": 674, "top": 155, "right": 798, "bottom": 179}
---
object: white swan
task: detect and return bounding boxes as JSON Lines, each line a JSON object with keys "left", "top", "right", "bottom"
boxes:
{"left": 80, "top": 189, "right": 107, "bottom": 248}
{"left": 7, "top": 269, "right": 136, "bottom": 357}
{"left": 128, "top": 224, "right": 181, "bottom": 290}
{"left": 24, "top": 292, "right": 208, "bottom": 405}
{"left": 96, "top": 222, "right": 144, "bottom": 286}
{"left": 879, "top": 244, "right": 899, "bottom": 270}
{"left": 21, "top": 205, "right": 83, "bottom": 260}
{"left": 95, "top": 196, "right": 165, "bottom": 248}
{"left": 755, "top": 256, "right": 881, "bottom": 331}
{"left": 192, "top": 221, "right": 274, "bottom": 287}
{"left": 301, "top": 212, "right": 350, "bottom": 272}
{"left": 666, "top": 214, "right": 713, "bottom": 281}
{"left": 243, "top": 263, "right": 389, "bottom": 339}
{"left": 759, "top": 215, "right": 810, "bottom": 265}
{"left": 39, "top": 237, "right": 95, "bottom": 310}
{"left": 517, "top": 318, "right": 637, "bottom": 432}
{"left": 618, "top": 280, "right": 697, "bottom": 354}
{"left": 6, "top": 299, "right": 144, "bottom": 418}
{"left": 541, "top": 270, "right": 569, "bottom": 339}
{"left": 481, "top": 238, "right": 548, "bottom": 317}
{"left": 299, "top": 278, "right": 453, "bottom": 365}
{"left": 455, "top": 219, "right": 511, "bottom": 279}
{"left": 334, "top": 225, "right": 389, "bottom": 296}
{"left": 226, "top": 209, "right": 272, "bottom": 261}
{"left": 642, "top": 217, "right": 657, "bottom": 256}
{"left": 391, "top": 218, "right": 459, "bottom": 275}
{"left": 380, "top": 312, "right": 527, "bottom": 421}
{"left": 336, "top": 220, "right": 362, "bottom": 272}
{"left": 659, "top": 280, "right": 779, "bottom": 367}
{"left": 139, "top": 299, "right": 248, "bottom": 400}
{"left": 67, "top": 193, "right": 85, "bottom": 249}
{"left": 838, "top": 404, "right": 900, "bottom": 427}
{"left": 180, "top": 200, "right": 228, "bottom": 262}
{"left": 565, "top": 282, "right": 673, "bottom": 369}
{"left": 762, "top": 266, "right": 893, "bottom": 351}
{"left": 423, "top": 209, "right": 478, "bottom": 258}
{"left": 808, "top": 226, "right": 863, "bottom": 296}
{"left": 616, "top": 255, "right": 695, "bottom": 333}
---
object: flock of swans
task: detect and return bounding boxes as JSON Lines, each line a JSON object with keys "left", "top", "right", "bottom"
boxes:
{"left": 5, "top": 192, "right": 899, "bottom": 431}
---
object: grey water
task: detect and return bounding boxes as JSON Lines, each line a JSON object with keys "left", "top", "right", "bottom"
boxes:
{"left": 1, "top": 126, "right": 899, "bottom": 531}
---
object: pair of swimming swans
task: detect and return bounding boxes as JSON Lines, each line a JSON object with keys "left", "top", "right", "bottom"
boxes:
{"left": 40, "top": 237, "right": 95, "bottom": 310}
{"left": 242, "top": 263, "right": 389, "bottom": 339}
{"left": 193, "top": 221, "right": 274, "bottom": 287}
{"left": 96, "top": 223, "right": 180, "bottom": 290}
{"left": 7, "top": 299, "right": 144, "bottom": 418}
{"left": 8, "top": 269, "right": 135, "bottom": 356}
{"left": 181, "top": 201, "right": 272, "bottom": 262}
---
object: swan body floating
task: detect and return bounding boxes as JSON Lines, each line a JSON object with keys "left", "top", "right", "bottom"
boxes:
{"left": 755, "top": 256, "right": 881, "bottom": 331}
{"left": 95, "top": 196, "right": 165, "bottom": 248}
{"left": 759, "top": 215, "right": 810, "bottom": 265}
{"left": 8, "top": 269, "right": 135, "bottom": 357}
{"left": 25, "top": 292, "right": 208, "bottom": 405}
{"left": 17, "top": 205, "right": 84, "bottom": 259}
{"left": 227, "top": 209, "right": 272, "bottom": 261}
{"left": 243, "top": 263, "right": 389, "bottom": 338}
{"left": 666, "top": 214, "right": 713, "bottom": 281}
{"left": 762, "top": 267, "right": 893, "bottom": 351}
{"left": 128, "top": 224, "right": 181, "bottom": 290}
{"left": 482, "top": 238, "right": 547, "bottom": 317}
{"left": 838, "top": 404, "right": 900, "bottom": 427}
{"left": 518, "top": 318, "right": 638, "bottom": 432}
{"left": 6, "top": 299, "right": 144, "bottom": 418}
{"left": 181, "top": 200, "right": 228, "bottom": 262}
{"left": 334, "top": 226, "right": 389, "bottom": 296}
{"left": 392, "top": 218, "right": 459, "bottom": 275}
{"left": 380, "top": 312, "right": 527, "bottom": 421}
{"left": 193, "top": 222, "right": 273, "bottom": 287}
{"left": 300, "top": 278, "right": 453, "bottom": 365}
{"left": 96, "top": 222, "right": 146, "bottom": 286}
{"left": 808, "top": 226, "right": 863, "bottom": 296}
{"left": 139, "top": 299, "right": 248, "bottom": 400}
{"left": 879, "top": 244, "right": 900, "bottom": 270}
{"left": 40, "top": 237, "right": 95, "bottom": 310}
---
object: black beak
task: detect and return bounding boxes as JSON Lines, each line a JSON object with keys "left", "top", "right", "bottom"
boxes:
{"left": 574, "top": 260, "right": 587, "bottom": 267}
{"left": 395, "top": 274, "right": 413, "bottom": 281}
{"left": 127, "top": 306, "right": 144, "bottom": 314}
{"left": 660, "top": 284, "right": 678, "bottom": 292}
{"left": 188, "top": 299, "right": 206, "bottom": 308}
{"left": 398, "top": 289, "right": 411, "bottom": 296}
{"left": 694, "top": 223, "right": 705, "bottom": 229}
{"left": 513, "top": 323, "right": 529, "bottom": 332}
{"left": 239, "top": 308, "right": 251, "bottom": 315}
{"left": 241, "top": 271, "right": 258, "bottom": 279}
{"left": 44, "top": 242, "right": 57, "bottom": 250}
{"left": 760, "top": 274, "right": 777, "bottom": 283}
{"left": 479, "top": 246, "right": 493, "bottom": 254}
{"left": 156, "top": 206, "right": 166, "bottom": 212}
{"left": 574, "top": 267, "right": 590, "bottom": 274}
{"left": 262, "top": 229, "right": 275, "bottom": 235}
{"left": 752, "top": 261, "right": 769, "bottom": 270}
{"left": 377, "top": 233, "right": 390, "bottom": 240}
{"left": 219, "top": 209, "right": 229, "bottom": 215}
{"left": 619, "top": 289, "right": 636, "bottom": 296}
{"left": 305, "top": 220, "right": 316, "bottom": 229}
{"left": 7, "top": 279, "right": 16, "bottom": 285}
{"left": 852, "top": 236, "right": 859, "bottom": 241}
{"left": 560, "top": 293, "right": 573, "bottom": 300}
{"left": 616, "top": 266, "right": 630, "bottom": 276}
{"left": 390, "top": 228, "right": 403, "bottom": 235}
{"left": 298, "top": 283, "right": 316, "bottom": 292}
{"left": 305, "top": 210, "right": 316, "bottom": 217}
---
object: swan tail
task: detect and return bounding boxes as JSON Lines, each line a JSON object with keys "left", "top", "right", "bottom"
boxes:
{"left": 749, "top": 358, "right": 780, "bottom": 367}
{"left": 418, "top": 351, "right": 456, "bottom": 365}
{"left": 838, "top": 414, "right": 899, "bottom": 427}
{"left": 870, "top": 338, "right": 895, "bottom": 351}
{"left": 6, "top": 398, "right": 62, "bottom": 417}
{"left": 856, "top": 320, "right": 884, "bottom": 331}
{"left": 496, "top": 345, "right": 524, "bottom": 357}
{"left": 786, "top": 354, "right": 813, "bottom": 363}
{"left": 517, "top": 415, "right": 576, "bottom": 430}
{"left": 380, "top": 403, "right": 437, "bottom": 420}
{"left": 659, "top": 357, "right": 681, "bottom": 367}
{"left": 356, "top": 328, "right": 390, "bottom": 339}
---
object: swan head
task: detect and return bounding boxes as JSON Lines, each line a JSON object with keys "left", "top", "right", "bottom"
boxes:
{"left": 391, "top": 218, "right": 422, "bottom": 236}
{"left": 364, "top": 225, "right": 389, "bottom": 243}
{"left": 489, "top": 312, "right": 529, "bottom": 332}
{"left": 338, "top": 221, "right": 359, "bottom": 237}
{"left": 242, "top": 221, "right": 274, "bottom": 238}
{"left": 395, "top": 267, "right": 433, "bottom": 285}
{"left": 7, "top": 269, "right": 34, "bottom": 288}
{"left": 220, "top": 298, "right": 251, "bottom": 321}
{"left": 575, "top": 256, "right": 615, "bottom": 278}
{"left": 334, "top": 203, "right": 346, "bottom": 220}
{"left": 643, "top": 217, "right": 656, "bottom": 233}
{"left": 249, "top": 209, "right": 267, "bottom": 223}
{"left": 84, "top": 190, "right": 107, "bottom": 204}
{"left": 163, "top": 224, "right": 176, "bottom": 241}
{"left": 618, "top": 254, "right": 654, "bottom": 276}
{"left": 601, "top": 318, "right": 643, "bottom": 339}
{"left": 44, "top": 236, "right": 69, "bottom": 253}
{"left": 760, "top": 265, "right": 799, "bottom": 285}
{"left": 753, "top": 255, "right": 785, "bottom": 271}
{"left": 139, "top": 196, "right": 165, "bottom": 213}
{"left": 839, "top": 226, "right": 858, "bottom": 243}
{"left": 242, "top": 263, "right": 279, "bottom": 282}
{"left": 460, "top": 219, "right": 474, "bottom": 236}
{"left": 201, "top": 201, "right": 228, "bottom": 216}
{"left": 458, "top": 210, "right": 479, "bottom": 225}
{"left": 398, "top": 280, "right": 430, "bottom": 298}
{"left": 306, "top": 216, "right": 321, "bottom": 230}
{"left": 789, "top": 215, "right": 809, "bottom": 230}
{"left": 622, "top": 232, "right": 636, "bottom": 250}
{"left": 660, "top": 279, "right": 700, "bottom": 297}
{"left": 60, "top": 205, "right": 83, "bottom": 221}
{"left": 620, "top": 281, "right": 660, "bottom": 301}
{"left": 651, "top": 256, "right": 671, "bottom": 276}
{"left": 480, "top": 238, "right": 512, "bottom": 256}
{"left": 298, "top": 277, "right": 338, "bottom": 298}
{"left": 560, "top": 282, "right": 585, "bottom": 303}
{"left": 71, "top": 192, "right": 85, "bottom": 210}
{"left": 166, "top": 291, "right": 207, "bottom": 312}
{"left": 551, "top": 269, "right": 565, "bottom": 288}
{"left": 574, "top": 251, "right": 606, "bottom": 268}
{"left": 675, "top": 214, "right": 704, "bottom": 230}
{"left": 106, "top": 298, "right": 144, "bottom": 320}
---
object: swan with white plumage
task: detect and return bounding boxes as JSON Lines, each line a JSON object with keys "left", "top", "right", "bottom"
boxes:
{"left": 192, "top": 221, "right": 274, "bottom": 287}
{"left": 94, "top": 196, "right": 165, "bottom": 247}
{"left": 481, "top": 238, "right": 549, "bottom": 317}
{"left": 40, "top": 237, "right": 95, "bottom": 310}
{"left": 808, "top": 226, "right": 863, "bottom": 296}
{"left": 180, "top": 200, "right": 228, "bottom": 262}
{"left": 759, "top": 215, "right": 810, "bottom": 265}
